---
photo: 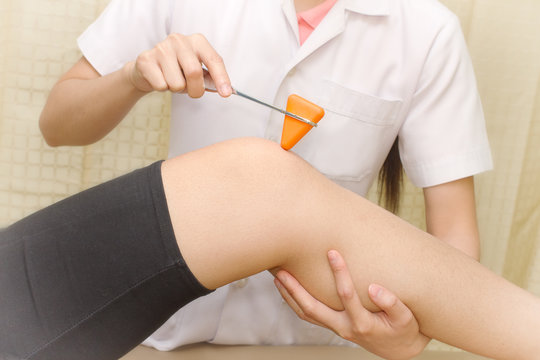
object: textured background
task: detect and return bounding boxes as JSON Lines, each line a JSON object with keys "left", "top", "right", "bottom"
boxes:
{"left": 1, "top": 0, "right": 539, "bottom": 354}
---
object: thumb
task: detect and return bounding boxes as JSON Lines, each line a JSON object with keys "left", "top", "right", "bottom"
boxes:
{"left": 368, "top": 284, "right": 413, "bottom": 322}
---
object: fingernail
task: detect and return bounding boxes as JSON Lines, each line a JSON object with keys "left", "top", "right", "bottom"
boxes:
{"left": 328, "top": 250, "right": 338, "bottom": 264}
{"left": 219, "top": 84, "right": 232, "bottom": 96}
{"left": 369, "top": 284, "right": 383, "bottom": 299}
{"left": 276, "top": 272, "right": 287, "bottom": 285}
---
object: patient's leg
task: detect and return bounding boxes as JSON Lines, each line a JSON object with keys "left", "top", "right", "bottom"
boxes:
{"left": 162, "top": 137, "right": 540, "bottom": 360}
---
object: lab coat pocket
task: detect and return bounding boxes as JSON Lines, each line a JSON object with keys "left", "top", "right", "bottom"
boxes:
{"left": 292, "top": 81, "right": 403, "bottom": 191}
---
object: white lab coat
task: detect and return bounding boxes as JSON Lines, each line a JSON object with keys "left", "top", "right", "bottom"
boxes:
{"left": 78, "top": 0, "right": 492, "bottom": 349}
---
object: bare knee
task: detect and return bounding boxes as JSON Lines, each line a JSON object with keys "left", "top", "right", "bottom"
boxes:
{"left": 161, "top": 137, "right": 325, "bottom": 288}
{"left": 214, "top": 137, "right": 298, "bottom": 170}
{"left": 166, "top": 136, "right": 331, "bottom": 235}
{"left": 162, "top": 136, "right": 316, "bottom": 213}
{"left": 200, "top": 137, "right": 313, "bottom": 193}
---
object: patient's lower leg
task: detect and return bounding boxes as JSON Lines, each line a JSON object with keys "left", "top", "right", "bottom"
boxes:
{"left": 161, "top": 137, "right": 540, "bottom": 360}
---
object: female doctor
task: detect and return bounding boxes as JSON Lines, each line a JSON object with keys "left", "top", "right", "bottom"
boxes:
{"left": 39, "top": 0, "right": 492, "bottom": 358}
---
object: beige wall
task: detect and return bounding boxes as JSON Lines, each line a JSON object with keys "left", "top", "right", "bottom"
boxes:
{"left": 1, "top": 0, "right": 539, "bottom": 354}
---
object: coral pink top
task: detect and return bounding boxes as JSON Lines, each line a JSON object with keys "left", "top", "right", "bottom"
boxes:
{"left": 297, "top": 0, "right": 338, "bottom": 44}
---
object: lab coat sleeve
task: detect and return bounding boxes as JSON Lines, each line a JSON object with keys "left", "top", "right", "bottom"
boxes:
{"left": 78, "top": 0, "right": 173, "bottom": 76}
{"left": 398, "top": 14, "right": 493, "bottom": 188}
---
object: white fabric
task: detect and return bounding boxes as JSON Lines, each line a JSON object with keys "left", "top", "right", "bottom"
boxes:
{"left": 78, "top": 0, "right": 492, "bottom": 348}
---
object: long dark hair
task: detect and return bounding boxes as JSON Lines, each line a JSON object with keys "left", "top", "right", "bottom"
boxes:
{"left": 378, "top": 138, "right": 403, "bottom": 213}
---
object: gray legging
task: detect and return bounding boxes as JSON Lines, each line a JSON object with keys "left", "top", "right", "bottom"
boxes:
{"left": 0, "top": 162, "right": 211, "bottom": 360}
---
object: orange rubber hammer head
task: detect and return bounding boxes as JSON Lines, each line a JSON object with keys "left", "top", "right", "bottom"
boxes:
{"left": 281, "top": 94, "right": 325, "bottom": 150}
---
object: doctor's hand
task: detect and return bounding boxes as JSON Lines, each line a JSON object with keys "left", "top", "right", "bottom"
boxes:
{"left": 274, "top": 250, "right": 430, "bottom": 360}
{"left": 124, "top": 33, "right": 232, "bottom": 98}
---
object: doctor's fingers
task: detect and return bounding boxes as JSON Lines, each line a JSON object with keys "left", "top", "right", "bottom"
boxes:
{"left": 164, "top": 33, "right": 231, "bottom": 97}
{"left": 327, "top": 250, "right": 382, "bottom": 333}
{"left": 274, "top": 271, "right": 340, "bottom": 330}
{"left": 187, "top": 34, "right": 232, "bottom": 97}
{"left": 134, "top": 33, "right": 230, "bottom": 97}
{"left": 328, "top": 250, "right": 418, "bottom": 332}
{"left": 133, "top": 46, "right": 182, "bottom": 93}
{"left": 143, "top": 34, "right": 203, "bottom": 96}
{"left": 368, "top": 284, "right": 418, "bottom": 328}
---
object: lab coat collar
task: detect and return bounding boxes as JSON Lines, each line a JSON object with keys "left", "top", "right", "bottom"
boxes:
{"left": 343, "top": 0, "right": 391, "bottom": 17}
{"left": 281, "top": 0, "right": 390, "bottom": 38}
{"left": 281, "top": 0, "right": 390, "bottom": 71}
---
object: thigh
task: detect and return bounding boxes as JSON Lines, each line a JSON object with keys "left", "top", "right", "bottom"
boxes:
{"left": 0, "top": 161, "right": 210, "bottom": 360}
